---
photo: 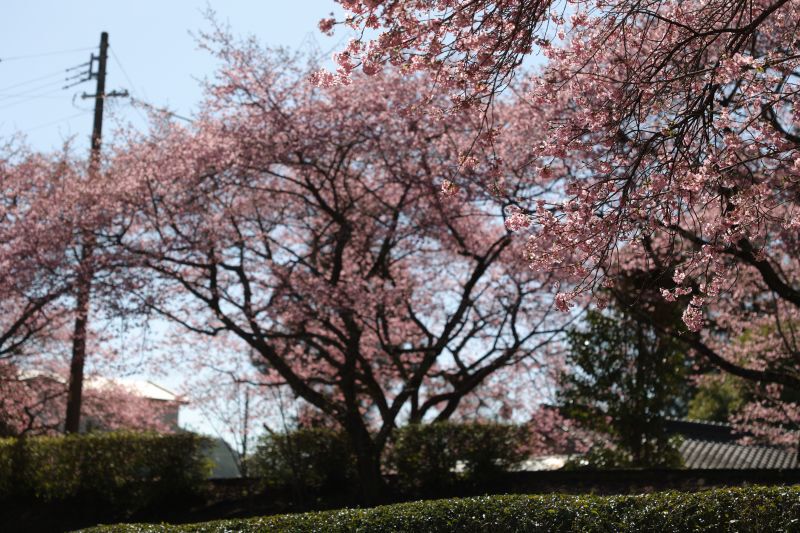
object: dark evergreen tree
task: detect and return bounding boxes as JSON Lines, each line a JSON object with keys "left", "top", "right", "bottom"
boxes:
{"left": 559, "top": 307, "right": 691, "bottom": 468}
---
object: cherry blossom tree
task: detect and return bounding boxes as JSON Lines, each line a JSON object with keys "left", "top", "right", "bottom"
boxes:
{"left": 611, "top": 232, "right": 800, "bottom": 446}
{"left": 61, "top": 151, "right": 125, "bottom": 434}
{"left": 0, "top": 147, "right": 75, "bottom": 435}
{"left": 0, "top": 147, "right": 77, "bottom": 361}
{"left": 330, "top": 0, "right": 800, "bottom": 319}
{"left": 1, "top": 139, "right": 157, "bottom": 436}
{"left": 109, "top": 34, "right": 569, "bottom": 499}
{"left": 333, "top": 0, "right": 800, "bottom": 445}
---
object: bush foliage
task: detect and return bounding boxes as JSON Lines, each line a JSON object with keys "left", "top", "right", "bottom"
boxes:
{"left": 559, "top": 309, "right": 689, "bottom": 469}
{"left": 390, "top": 422, "right": 528, "bottom": 492}
{"left": 0, "top": 431, "right": 211, "bottom": 511}
{"left": 250, "top": 427, "right": 358, "bottom": 499}
{"left": 84, "top": 485, "right": 800, "bottom": 532}
{"left": 248, "top": 422, "right": 527, "bottom": 497}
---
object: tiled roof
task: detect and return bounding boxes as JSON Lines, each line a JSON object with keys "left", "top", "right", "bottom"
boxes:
{"left": 679, "top": 438, "right": 798, "bottom": 469}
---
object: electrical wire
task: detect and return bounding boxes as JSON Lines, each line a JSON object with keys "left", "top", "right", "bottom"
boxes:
{"left": 111, "top": 46, "right": 195, "bottom": 125}
{"left": 17, "top": 111, "right": 92, "bottom": 134}
{"left": 0, "top": 46, "right": 96, "bottom": 138}
{"left": 0, "top": 61, "right": 91, "bottom": 110}
{"left": 109, "top": 46, "right": 148, "bottom": 123}
{"left": 0, "top": 79, "right": 67, "bottom": 99}
{"left": 0, "top": 88, "right": 67, "bottom": 111}
{"left": 0, "top": 68, "right": 66, "bottom": 93}
{"left": 0, "top": 46, "right": 94, "bottom": 63}
{"left": 109, "top": 46, "right": 138, "bottom": 94}
{"left": 129, "top": 96, "right": 193, "bottom": 122}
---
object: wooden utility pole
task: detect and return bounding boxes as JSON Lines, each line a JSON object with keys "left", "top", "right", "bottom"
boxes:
{"left": 64, "top": 32, "right": 108, "bottom": 434}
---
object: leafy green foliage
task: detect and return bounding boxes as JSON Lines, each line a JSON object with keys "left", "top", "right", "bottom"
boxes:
{"left": 248, "top": 423, "right": 528, "bottom": 499}
{"left": 0, "top": 431, "right": 211, "bottom": 513}
{"left": 390, "top": 422, "right": 528, "bottom": 493}
{"left": 249, "top": 427, "right": 358, "bottom": 498}
{"left": 559, "top": 309, "right": 690, "bottom": 468}
{"left": 688, "top": 374, "right": 749, "bottom": 422}
{"left": 562, "top": 438, "right": 683, "bottom": 471}
{"left": 0, "top": 438, "right": 12, "bottom": 499}
{"left": 83, "top": 485, "right": 800, "bottom": 532}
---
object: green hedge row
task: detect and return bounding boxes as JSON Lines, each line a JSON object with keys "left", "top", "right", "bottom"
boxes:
{"left": 250, "top": 427, "right": 356, "bottom": 496}
{"left": 391, "top": 422, "right": 527, "bottom": 492}
{"left": 249, "top": 422, "right": 527, "bottom": 497}
{"left": 0, "top": 431, "right": 211, "bottom": 511}
{"left": 83, "top": 485, "right": 800, "bottom": 532}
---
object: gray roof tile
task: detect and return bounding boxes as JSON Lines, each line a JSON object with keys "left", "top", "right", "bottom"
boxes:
{"left": 679, "top": 438, "right": 798, "bottom": 469}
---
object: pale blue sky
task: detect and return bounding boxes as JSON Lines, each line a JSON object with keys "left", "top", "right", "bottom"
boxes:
{"left": 0, "top": 0, "right": 347, "bottom": 151}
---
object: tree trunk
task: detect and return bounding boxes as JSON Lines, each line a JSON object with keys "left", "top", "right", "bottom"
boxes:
{"left": 352, "top": 437, "right": 386, "bottom": 506}
{"left": 343, "top": 417, "right": 386, "bottom": 505}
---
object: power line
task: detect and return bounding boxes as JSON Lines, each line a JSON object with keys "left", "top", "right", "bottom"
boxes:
{"left": 0, "top": 68, "right": 65, "bottom": 93}
{"left": 17, "top": 111, "right": 92, "bottom": 134}
{"left": 109, "top": 46, "right": 147, "bottom": 123}
{"left": 106, "top": 47, "right": 184, "bottom": 129}
{"left": 0, "top": 52, "right": 93, "bottom": 111}
{"left": 0, "top": 61, "right": 91, "bottom": 108}
{"left": 0, "top": 88, "right": 65, "bottom": 111}
{"left": 109, "top": 46, "right": 138, "bottom": 95}
{"left": 129, "top": 96, "right": 193, "bottom": 123}
{"left": 62, "top": 59, "right": 93, "bottom": 90}
{"left": 2, "top": 40, "right": 186, "bottom": 140}
{"left": 0, "top": 79, "right": 66, "bottom": 99}
{"left": 0, "top": 46, "right": 94, "bottom": 63}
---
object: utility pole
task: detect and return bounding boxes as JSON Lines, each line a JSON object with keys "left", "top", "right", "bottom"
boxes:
{"left": 64, "top": 32, "right": 110, "bottom": 434}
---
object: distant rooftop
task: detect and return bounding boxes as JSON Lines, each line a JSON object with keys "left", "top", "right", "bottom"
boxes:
{"left": 86, "top": 376, "right": 183, "bottom": 403}
{"left": 679, "top": 438, "right": 798, "bottom": 469}
{"left": 18, "top": 370, "right": 183, "bottom": 403}
{"left": 666, "top": 417, "right": 798, "bottom": 470}
{"left": 524, "top": 417, "right": 800, "bottom": 471}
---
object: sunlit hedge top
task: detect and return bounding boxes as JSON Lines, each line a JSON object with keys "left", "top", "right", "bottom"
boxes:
{"left": 83, "top": 485, "right": 800, "bottom": 532}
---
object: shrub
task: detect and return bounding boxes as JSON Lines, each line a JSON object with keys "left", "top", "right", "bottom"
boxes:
{"left": 0, "top": 431, "right": 211, "bottom": 512}
{"left": 389, "top": 422, "right": 528, "bottom": 493}
{"left": 248, "top": 422, "right": 528, "bottom": 499}
{"left": 562, "top": 437, "right": 684, "bottom": 471}
{"left": 0, "top": 438, "right": 13, "bottom": 499}
{"left": 82, "top": 485, "right": 800, "bottom": 532}
{"left": 250, "top": 427, "right": 357, "bottom": 499}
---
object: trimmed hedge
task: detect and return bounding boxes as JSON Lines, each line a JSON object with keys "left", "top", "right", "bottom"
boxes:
{"left": 83, "top": 485, "right": 800, "bottom": 532}
{"left": 390, "top": 422, "right": 527, "bottom": 492}
{"left": 247, "top": 422, "right": 528, "bottom": 499}
{"left": 0, "top": 438, "right": 12, "bottom": 499}
{"left": 0, "top": 431, "right": 211, "bottom": 511}
{"left": 250, "top": 427, "right": 358, "bottom": 500}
